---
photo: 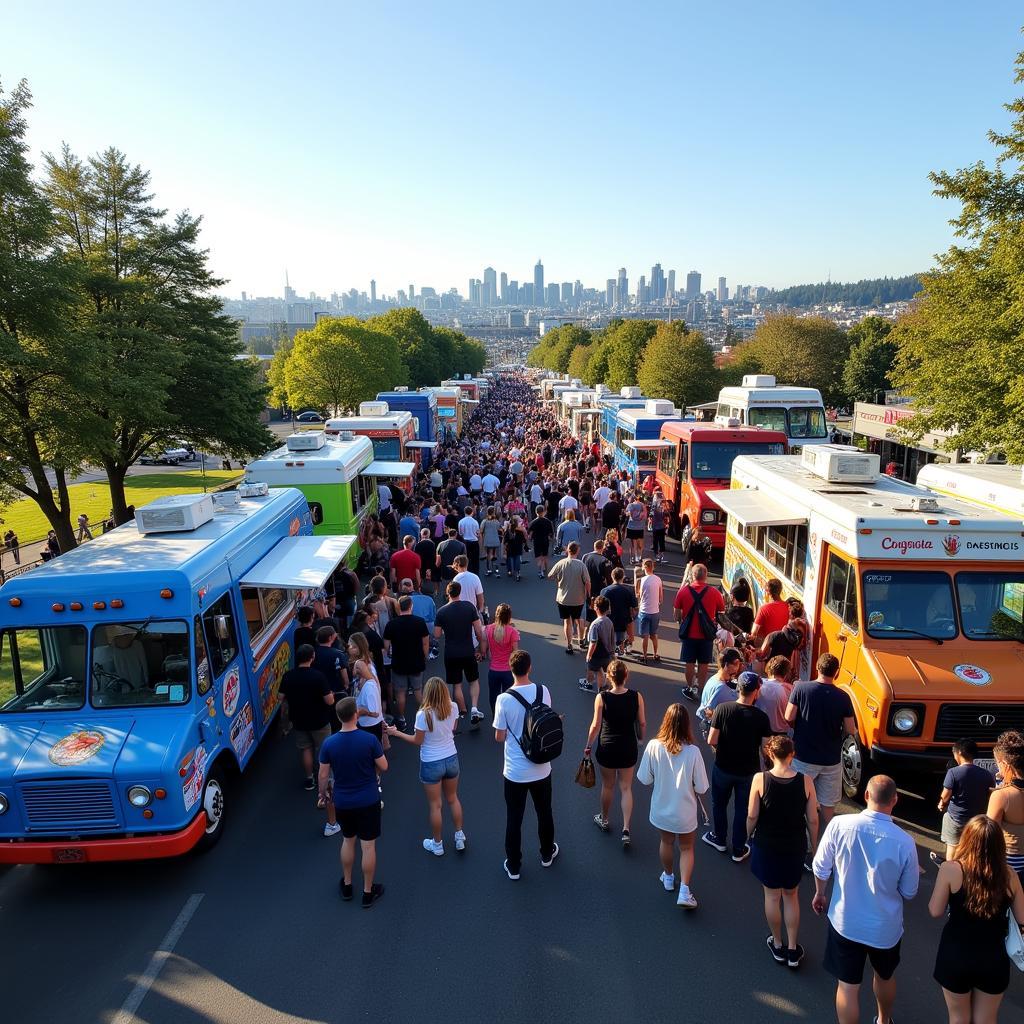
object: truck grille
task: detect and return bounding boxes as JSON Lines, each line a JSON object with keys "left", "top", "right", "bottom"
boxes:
{"left": 934, "top": 704, "right": 1024, "bottom": 744}
{"left": 20, "top": 782, "right": 119, "bottom": 829}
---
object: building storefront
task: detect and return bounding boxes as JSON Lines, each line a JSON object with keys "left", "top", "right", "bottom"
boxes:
{"left": 852, "top": 402, "right": 963, "bottom": 479}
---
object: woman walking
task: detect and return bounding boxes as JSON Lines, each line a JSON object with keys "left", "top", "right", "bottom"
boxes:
{"left": 585, "top": 659, "right": 645, "bottom": 845}
{"left": 386, "top": 677, "right": 467, "bottom": 856}
{"left": 481, "top": 506, "right": 502, "bottom": 577}
{"left": 745, "top": 735, "right": 819, "bottom": 969}
{"left": 484, "top": 603, "right": 520, "bottom": 711}
{"left": 929, "top": 815, "right": 1024, "bottom": 1024}
{"left": 503, "top": 513, "right": 528, "bottom": 581}
{"left": 637, "top": 703, "right": 709, "bottom": 909}
{"left": 987, "top": 730, "right": 1024, "bottom": 885}
{"left": 348, "top": 632, "right": 384, "bottom": 743}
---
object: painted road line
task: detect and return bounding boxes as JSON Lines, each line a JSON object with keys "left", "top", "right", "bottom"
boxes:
{"left": 110, "top": 892, "right": 204, "bottom": 1024}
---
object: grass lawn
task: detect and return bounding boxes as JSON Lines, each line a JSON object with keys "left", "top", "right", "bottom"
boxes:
{"left": 0, "top": 470, "right": 242, "bottom": 546}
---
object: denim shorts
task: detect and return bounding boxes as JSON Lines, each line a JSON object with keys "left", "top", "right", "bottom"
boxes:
{"left": 419, "top": 752, "right": 460, "bottom": 785}
{"left": 636, "top": 612, "right": 660, "bottom": 637}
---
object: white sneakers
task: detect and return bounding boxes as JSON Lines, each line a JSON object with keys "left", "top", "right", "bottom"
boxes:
{"left": 677, "top": 885, "right": 698, "bottom": 909}
{"left": 659, "top": 871, "right": 675, "bottom": 891}
{"left": 454, "top": 830, "right": 467, "bottom": 852}
{"left": 423, "top": 837, "right": 444, "bottom": 856}
{"left": 323, "top": 822, "right": 341, "bottom": 837}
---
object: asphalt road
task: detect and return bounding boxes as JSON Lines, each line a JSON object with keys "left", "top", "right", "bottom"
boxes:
{"left": 1, "top": 540, "right": 1021, "bottom": 1024}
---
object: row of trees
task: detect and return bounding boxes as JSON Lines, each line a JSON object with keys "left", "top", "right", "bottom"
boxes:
{"left": 764, "top": 274, "right": 921, "bottom": 308}
{"left": 265, "top": 308, "right": 486, "bottom": 415}
{"left": 0, "top": 81, "right": 272, "bottom": 551}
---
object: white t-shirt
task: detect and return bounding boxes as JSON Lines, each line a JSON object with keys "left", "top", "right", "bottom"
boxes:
{"left": 415, "top": 704, "right": 459, "bottom": 763}
{"left": 481, "top": 474, "right": 500, "bottom": 494}
{"left": 530, "top": 483, "right": 543, "bottom": 506}
{"left": 355, "top": 672, "right": 383, "bottom": 728}
{"left": 636, "top": 739, "right": 709, "bottom": 834}
{"left": 377, "top": 484, "right": 392, "bottom": 511}
{"left": 594, "top": 486, "right": 611, "bottom": 510}
{"left": 459, "top": 515, "right": 481, "bottom": 542}
{"left": 493, "top": 682, "right": 553, "bottom": 783}
{"left": 558, "top": 494, "right": 579, "bottom": 514}
{"left": 453, "top": 570, "right": 484, "bottom": 609}
{"left": 469, "top": 473, "right": 482, "bottom": 491}
{"left": 638, "top": 573, "right": 663, "bottom": 614}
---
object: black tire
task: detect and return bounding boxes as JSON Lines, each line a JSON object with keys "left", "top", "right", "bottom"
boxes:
{"left": 841, "top": 732, "right": 870, "bottom": 802}
{"left": 193, "top": 764, "right": 227, "bottom": 853}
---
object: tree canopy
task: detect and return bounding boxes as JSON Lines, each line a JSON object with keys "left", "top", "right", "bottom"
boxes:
{"left": 636, "top": 323, "right": 718, "bottom": 410}
{"left": 765, "top": 275, "right": 922, "bottom": 308}
{"left": 841, "top": 316, "right": 896, "bottom": 403}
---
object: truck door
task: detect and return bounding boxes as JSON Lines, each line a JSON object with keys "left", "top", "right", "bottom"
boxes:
{"left": 817, "top": 548, "right": 861, "bottom": 688}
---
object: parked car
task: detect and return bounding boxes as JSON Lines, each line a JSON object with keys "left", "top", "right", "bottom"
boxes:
{"left": 139, "top": 447, "right": 192, "bottom": 466}
{"left": 296, "top": 411, "right": 324, "bottom": 423}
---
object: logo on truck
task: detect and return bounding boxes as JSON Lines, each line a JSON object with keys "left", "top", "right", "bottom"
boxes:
{"left": 942, "top": 535, "right": 960, "bottom": 557}
{"left": 953, "top": 664, "right": 992, "bottom": 686}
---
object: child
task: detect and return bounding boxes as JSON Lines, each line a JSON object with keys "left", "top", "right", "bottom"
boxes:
{"left": 932, "top": 737, "right": 994, "bottom": 864}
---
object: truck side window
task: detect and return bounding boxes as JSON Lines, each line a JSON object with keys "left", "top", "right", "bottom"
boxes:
{"left": 824, "top": 555, "right": 859, "bottom": 631}
{"left": 678, "top": 443, "right": 688, "bottom": 481}
{"left": 194, "top": 616, "right": 211, "bottom": 695}
{"left": 202, "top": 593, "right": 239, "bottom": 678}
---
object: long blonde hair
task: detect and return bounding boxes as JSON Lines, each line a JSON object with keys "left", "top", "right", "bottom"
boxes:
{"left": 492, "top": 603, "right": 512, "bottom": 644}
{"left": 420, "top": 676, "right": 452, "bottom": 732}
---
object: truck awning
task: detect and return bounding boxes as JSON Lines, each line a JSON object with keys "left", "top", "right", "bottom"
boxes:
{"left": 240, "top": 536, "right": 357, "bottom": 589}
{"left": 364, "top": 460, "right": 416, "bottom": 478}
{"left": 622, "top": 439, "right": 674, "bottom": 451}
{"left": 405, "top": 440, "right": 438, "bottom": 450}
{"left": 705, "top": 489, "right": 808, "bottom": 528}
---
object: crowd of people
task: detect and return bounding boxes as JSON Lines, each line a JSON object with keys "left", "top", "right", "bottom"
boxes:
{"left": 274, "top": 373, "right": 1024, "bottom": 1021}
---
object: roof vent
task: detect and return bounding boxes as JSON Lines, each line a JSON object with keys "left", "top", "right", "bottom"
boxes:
{"left": 359, "top": 401, "right": 389, "bottom": 416}
{"left": 238, "top": 481, "right": 269, "bottom": 498}
{"left": 286, "top": 431, "right": 327, "bottom": 452}
{"left": 801, "top": 444, "right": 880, "bottom": 483}
{"left": 338, "top": 430, "right": 355, "bottom": 442}
{"left": 645, "top": 399, "right": 675, "bottom": 415}
{"left": 742, "top": 374, "right": 777, "bottom": 388}
{"left": 907, "top": 495, "right": 941, "bottom": 513}
{"left": 620, "top": 386, "right": 642, "bottom": 398}
{"left": 135, "top": 494, "right": 215, "bottom": 534}
{"left": 213, "top": 491, "right": 241, "bottom": 510}
{"left": 393, "top": 386, "right": 409, "bottom": 393}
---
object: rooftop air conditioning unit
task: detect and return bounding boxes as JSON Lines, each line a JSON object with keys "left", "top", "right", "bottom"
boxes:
{"left": 801, "top": 444, "right": 879, "bottom": 484}
{"left": 565, "top": 393, "right": 584, "bottom": 407}
{"left": 620, "top": 386, "right": 642, "bottom": 399}
{"left": 135, "top": 493, "right": 215, "bottom": 534}
{"left": 393, "top": 386, "right": 409, "bottom": 392}
{"left": 359, "top": 401, "right": 389, "bottom": 416}
{"left": 594, "top": 384, "right": 610, "bottom": 395}
{"left": 286, "top": 432, "right": 327, "bottom": 452}
{"left": 907, "top": 495, "right": 941, "bottom": 513}
{"left": 213, "top": 490, "right": 241, "bottom": 510}
{"left": 645, "top": 399, "right": 675, "bottom": 416}
{"left": 742, "top": 375, "right": 777, "bottom": 388}
{"left": 238, "top": 481, "right": 269, "bottom": 498}
{"left": 337, "top": 430, "right": 355, "bottom": 442}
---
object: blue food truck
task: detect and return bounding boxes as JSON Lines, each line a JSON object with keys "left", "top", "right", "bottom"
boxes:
{"left": 376, "top": 388, "right": 440, "bottom": 468}
{"left": 0, "top": 488, "right": 354, "bottom": 863}
{"left": 610, "top": 400, "right": 683, "bottom": 480}
{"left": 597, "top": 387, "right": 652, "bottom": 453}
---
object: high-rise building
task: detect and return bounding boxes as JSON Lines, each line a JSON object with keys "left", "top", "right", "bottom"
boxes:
{"left": 617, "top": 268, "right": 628, "bottom": 307}
{"left": 534, "top": 259, "right": 544, "bottom": 305}
{"left": 500, "top": 271, "right": 509, "bottom": 304}
{"left": 370, "top": 280, "right": 377, "bottom": 304}
{"left": 686, "top": 271, "right": 702, "bottom": 299}
{"left": 650, "top": 263, "right": 666, "bottom": 302}
{"left": 717, "top": 276, "right": 728, "bottom": 302}
{"left": 469, "top": 279, "right": 481, "bottom": 306}
{"left": 521, "top": 282, "right": 534, "bottom": 305}
{"left": 561, "top": 282, "right": 573, "bottom": 303}
{"left": 606, "top": 279, "right": 615, "bottom": 305}
{"left": 546, "top": 282, "right": 560, "bottom": 306}
{"left": 667, "top": 269, "right": 676, "bottom": 297}
{"left": 284, "top": 270, "right": 296, "bottom": 304}
{"left": 409, "top": 284, "right": 415, "bottom": 301}
{"left": 509, "top": 279, "right": 518, "bottom": 300}
{"left": 637, "top": 275, "right": 648, "bottom": 305}
{"left": 483, "top": 267, "right": 497, "bottom": 306}
{"left": 574, "top": 280, "right": 583, "bottom": 302}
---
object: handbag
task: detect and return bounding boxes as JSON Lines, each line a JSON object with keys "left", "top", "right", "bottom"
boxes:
{"left": 574, "top": 755, "right": 596, "bottom": 789}
{"left": 1007, "top": 908, "right": 1024, "bottom": 972}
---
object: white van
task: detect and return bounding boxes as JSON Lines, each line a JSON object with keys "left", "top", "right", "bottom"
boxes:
{"left": 917, "top": 463, "right": 1024, "bottom": 518}
{"left": 715, "top": 375, "right": 829, "bottom": 452}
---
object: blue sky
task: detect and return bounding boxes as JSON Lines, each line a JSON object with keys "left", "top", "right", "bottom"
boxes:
{"left": 3, "top": 1, "right": 1022, "bottom": 298}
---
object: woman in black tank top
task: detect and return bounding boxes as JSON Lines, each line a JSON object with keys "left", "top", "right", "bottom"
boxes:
{"left": 584, "top": 659, "right": 646, "bottom": 846}
{"left": 746, "top": 735, "right": 819, "bottom": 969}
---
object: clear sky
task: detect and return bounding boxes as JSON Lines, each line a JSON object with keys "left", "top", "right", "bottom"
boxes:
{"left": 3, "top": 2, "right": 1022, "bottom": 298}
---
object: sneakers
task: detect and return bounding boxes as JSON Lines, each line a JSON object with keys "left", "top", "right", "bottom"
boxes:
{"left": 677, "top": 885, "right": 698, "bottom": 909}
{"left": 766, "top": 935, "right": 786, "bottom": 963}
{"left": 787, "top": 944, "right": 805, "bottom": 969}
{"left": 681, "top": 685, "right": 698, "bottom": 702}
{"left": 578, "top": 678, "right": 595, "bottom": 692}
{"left": 323, "top": 821, "right": 342, "bottom": 838}
{"left": 422, "top": 837, "right": 444, "bottom": 856}
{"left": 566, "top": 645, "right": 575, "bottom": 655}
{"left": 454, "top": 830, "right": 467, "bottom": 852}
{"left": 621, "top": 828, "right": 631, "bottom": 847}
{"left": 541, "top": 842, "right": 560, "bottom": 867}
{"left": 303, "top": 775, "right": 315, "bottom": 791}
{"left": 339, "top": 880, "right": 353, "bottom": 901}
{"left": 593, "top": 814, "right": 609, "bottom": 832}
{"left": 504, "top": 860, "right": 520, "bottom": 880}
{"left": 470, "top": 708, "right": 484, "bottom": 726}
{"left": 361, "top": 883, "right": 385, "bottom": 909}
{"left": 702, "top": 831, "right": 727, "bottom": 853}
{"left": 659, "top": 871, "right": 675, "bottom": 891}
{"left": 731, "top": 844, "right": 751, "bottom": 863}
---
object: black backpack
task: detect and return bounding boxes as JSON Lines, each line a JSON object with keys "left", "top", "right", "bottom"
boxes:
{"left": 508, "top": 684, "right": 563, "bottom": 764}
{"left": 678, "top": 585, "right": 718, "bottom": 641}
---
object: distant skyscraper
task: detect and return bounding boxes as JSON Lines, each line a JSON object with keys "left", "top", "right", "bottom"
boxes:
{"left": 606, "top": 279, "right": 615, "bottom": 305}
{"left": 574, "top": 280, "right": 583, "bottom": 301}
{"left": 545, "top": 282, "right": 560, "bottom": 306}
{"left": 637, "top": 275, "right": 648, "bottom": 305}
{"left": 509, "top": 279, "right": 518, "bottom": 300}
{"left": 483, "top": 267, "right": 497, "bottom": 306}
{"left": 500, "top": 271, "right": 509, "bottom": 304}
{"left": 717, "top": 276, "right": 728, "bottom": 302}
{"left": 370, "top": 279, "right": 377, "bottom": 304}
{"left": 686, "top": 271, "right": 701, "bottom": 299}
{"left": 534, "top": 259, "right": 544, "bottom": 305}
{"left": 521, "top": 282, "right": 534, "bottom": 305}
{"left": 409, "top": 284, "right": 415, "bottom": 300}
{"left": 667, "top": 269, "right": 676, "bottom": 297}
{"left": 650, "top": 263, "right": 666, "bottom": 302}
{"left": 617, "top": 267, "right": 628, "bottom": 307}
{"left": 284, "top": 270, "right": 296, "bottom": 304}
{"left": 469, "top": 279, "right": 481, "bottom": 306}
{"left": 561, "top": 282, "right": 573, "bottom": 303}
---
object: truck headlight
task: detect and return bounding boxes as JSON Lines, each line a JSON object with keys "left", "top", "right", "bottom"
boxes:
{"left": 892, "top": 708, "right": 919, "bottom": 734}
{"left": 127, "top": 785, "right": 152, "bottom": 808}
{"left": 0, "top": 793, "right": 8, "bottom": 815}
{"left": 701, "top": 510, "right": 716, "bottom": 524}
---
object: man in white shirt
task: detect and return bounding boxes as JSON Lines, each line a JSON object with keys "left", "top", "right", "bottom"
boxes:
{"left": 481, "top": 470, "right": 500, "bottom": 497}
{"left": 558, "top": 492, "right": 579, "bottom": 517}
{"left": 377, "top": 483, "right": 392, "bottom": 513}
{"left": 451, "top": 554, "right": 485, "bottom": 616}
{"left": 594, "top": 482, "right": 611, "bottom": 511}
{"left": 492, "top": 649, "right": 557, "bottom": 880}
{"left": 635, "top": 558, "right": 664, "bottom": 661}
{"left": 458, "top": 506, "right": 481, "bottom": 574}
{"left": 468, "top": 470, "right": 482, "bottom": 496}
{"left": 812, "top": 775, "right": 919, "bottom": 1024}
{"left": 529, "top": 480, "right": 544, "bottom": 507}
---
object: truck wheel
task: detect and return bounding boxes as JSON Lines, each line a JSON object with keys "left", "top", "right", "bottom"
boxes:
{"left": 841, "top": 733, "right": 869, "bottom": 801}
{"left": 194, "top": 766, "right": 226, "bottom": 853}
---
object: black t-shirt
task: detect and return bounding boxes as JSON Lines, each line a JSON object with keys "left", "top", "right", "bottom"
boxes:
{"left": 414, "top": 539, "right": 437, "bottom": 577}
{"left": 294, "top": 625, "right": 315, "bottom": 652}
{"left": 312, "top": 645, "right": 347, "bottom": 692}
{"left": 528, "top": 517, "right": 554, "bottom": 546}
{"left": 601, "top": 583, "right": 638, "bottom": 630}
{"left": 546, "top": 491, "right": 563, "bottom": 520}
{"left": 437, "top": 537, "right": 466, "bottom": 577}
{"left": 383, "top": 614, "right": 429, "bottom": 674}
{"left": 763, "top": 626, "right": 802, "bottom": 661}
{"left": 435, "top": 601, "right": 479, "bottom": 659}
{"left": 710, "top": 701, "right": 772, "bottom": 776}
{"left": 582, "top": 551, "right": 612, "bottom": 595}
{"left": 280, "top": 667, "right": 332, "bottom": 731}
{"left": 686, "top": 535, "right": 713, "bottom": 567}
{"left": 788, "top": 681, "right": 855, "bottom": 766}
{"left": 725, "top": 605, "right": 755, "bottom": 635}
{"left": 602, "top": 500, "right": 622, "bottom": 528}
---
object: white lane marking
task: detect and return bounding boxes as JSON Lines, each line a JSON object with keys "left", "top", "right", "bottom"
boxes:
{"left": 111, "top": 892, "right": 204, "bottom": 1024}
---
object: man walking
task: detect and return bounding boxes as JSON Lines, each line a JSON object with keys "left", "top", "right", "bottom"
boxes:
{"left": 402, "top": 576, "right": 438, "bottom": 660}
{"left": 703, "top": 671, "right": 772, "bottom": 862}
{"left": 635, "top": 557, "right": 664, "bottom": 662}
{"left": 582, "top": 595, "right": 616, "bottom": 693}
{"left": 382, "top": 595, "right": 429, "bottom": 732}
{"left": 493, "top": 649, "right": 558, "bottom": 880}
{"left": 548, "top": 540, "right": 590, "bottom": 655}
{"left": 812, "top": 775, "right": 919, "bottom": 1024}
{"left": 601, "top": 566, "right": 638, "bottom": 656}
{"left": 318, "top": 698, "right": 389, "bottom": 908}
{"left": 528, "top": 505, "right": 554, "bottom": 579}
{"left": 434, "top": 581, "right": 488, "bottom": 724}
{"left": 436, "top": 527, "right": 466, "bottom": 584}
{"left": 674, "top": 564, "right": 725, "bottom": 700}
{"left": 389, "top": 534, "right": 422, "bottom": 591}
{"left": 458, "top": 503, "right": 482, "bottom": 575}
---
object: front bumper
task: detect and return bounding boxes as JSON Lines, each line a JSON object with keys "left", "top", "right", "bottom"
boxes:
{"left": 869, "top": 744, "right": 956, "bottom": 775}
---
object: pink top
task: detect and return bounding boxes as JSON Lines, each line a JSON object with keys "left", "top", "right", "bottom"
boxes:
{"left": 486, "top": 623, "right": 520, "bottom": 672}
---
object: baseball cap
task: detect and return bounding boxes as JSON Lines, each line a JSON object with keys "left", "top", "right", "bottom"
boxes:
{"left": 737, "top": 671, "right": 762, "bottom": 695}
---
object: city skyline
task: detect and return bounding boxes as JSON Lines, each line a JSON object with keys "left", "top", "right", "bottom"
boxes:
{"left": 3, "top": 3, "right": 1023, "bottom": 297}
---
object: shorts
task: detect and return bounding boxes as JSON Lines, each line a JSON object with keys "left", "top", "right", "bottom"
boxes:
{"left": 558, "top": 603, "right": 584, "bottom": 620}
{"left": 940, "top": 811, "right": 963, "bottom": 848}
{"left": 358, "top": 721, "right": 384, "bottom": 743}
{"left": 445, "top": 655, "right": 479, "bottom": 686}
{"left": 587, "top": 656, "right": 611, "bottom": 673}
{"left": 336, "top": 802, "right": 382, "bottom": 841}
{"left": 533, "top": 541, "right": 550, "bottom": 557}
{"left": 392, "top": 671, "right": 423, "bottom": 694}
{"left": 636, "top": 612, "right": 660, "bottom": 637}
{"left": 824, "top": 922, "right": 901, "bottom": 985}
{"left": 791, "top": 759, "right": 842, "bottom": 808}
{"left": 680, "top": 636, "right": 714, "bottom": 665}
{"left": 419, "top": 753, "right": 460, "bottom": 785}
{"left": 614, "top": 629, "right": 627, "bottom": 645}
{"left": 294, "top": 725, "right": 331, "bottom": 752}
{"left": 626, "top": 528, "right": 644, "bottom": 540}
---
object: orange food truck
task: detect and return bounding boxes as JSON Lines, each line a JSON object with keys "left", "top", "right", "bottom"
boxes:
{"left": 654, "top": 421, "right": 788, "bottom": 544}
{"left": 422, "top": 387, "right": 462, "bottom": 442}
{"left": 711, "top": 445, "right": 1024, "bottom": 799}
{"left": 325, "top": 402, "right": 421, "bottom": 469}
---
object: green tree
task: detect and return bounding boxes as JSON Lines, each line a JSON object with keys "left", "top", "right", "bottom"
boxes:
{"left": 636, "top": 323, "right": 718, "bottom": 410}
{"left": 0, "top": 80, "right": 95, "bottom": 551}
{"left": 44, "top": 145, "right": 272, "bottom": 523}
{"left": 566, "top": 341, "right": 592, "bottom": 381}
{"left": 889, "top": 46, "right": 1024, "bottom": 459}
{"left": 546, "top": 324, "right": 591, "bottom": 374}
{"left": 367, "top": 308, "right": 434, "bottom": 389}
{"left": 434, "top": 327, "right": 486, "bottom": 377}
{"left": 737, "top": 315, "right": 850, "bottom": 404}
{"left": 841, "top": 316, "right": 896, "bottom": 403}
{"left": 605, "top": 320, "right": 658, "bottom": 390}
{"left": 266, "top": 333, "right": 294, "bottom": 409}
{"left": 716, "top": 338, "right": 763, "bottom": 388}
{"left": 582, "top": 336, "right": 615, "bottom": 386}
{"left": 283, "top": 317, "right": 404, "bottom": 414}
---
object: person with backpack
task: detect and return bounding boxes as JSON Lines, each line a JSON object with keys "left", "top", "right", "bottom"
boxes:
{"left": 492, "top": 648, "right": 561, "bottom": 880}
{"left": 674, "top": 564, "right": 726, "bottom": 701}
